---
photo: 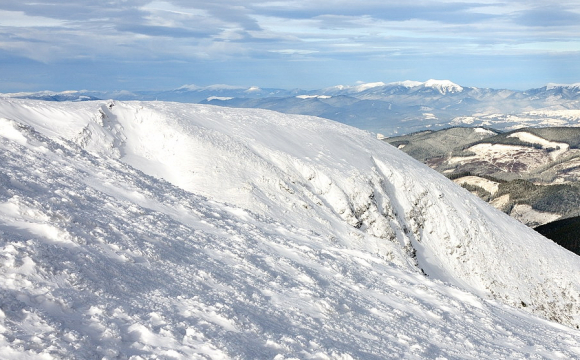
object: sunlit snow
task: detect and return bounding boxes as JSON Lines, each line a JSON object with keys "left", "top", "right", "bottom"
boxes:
{"left": 1, "top": 99, "right": 580, "bottom": 358}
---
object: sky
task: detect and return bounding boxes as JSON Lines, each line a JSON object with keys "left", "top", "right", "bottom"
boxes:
{"left": 0, "top": 0, "right": 579, "bottom": 92}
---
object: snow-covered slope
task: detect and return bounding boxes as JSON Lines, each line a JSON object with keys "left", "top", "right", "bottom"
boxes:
{"left": 1, "top": 99, "right": 580, "bottom": 358}
{"left": 321, "top": 79, "right": 464, "bottom": 95}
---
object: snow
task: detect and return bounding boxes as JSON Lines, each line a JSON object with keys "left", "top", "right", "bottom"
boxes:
{"left": 490, "top": 194, "right": 510, "bottom": 211}
{"left": 353, "top": 82, "right": 386, "bottom": 92}
{"left": 176, "top": 84, "right": 202, "bottom": 91}
{"left": 350, "top": 79, "right": 464, "bottom": 94}
{"left": 423, "top": 79, "right": 463, "bottom": 94}
{"left": 1, "top": 99, "right": 580, "bottom": 358}
{"left": 448, "top": 133, "right": 570, "bottom": 173}
{"left": 546, "top": 157, "right": 580, "bottom": 184}
{"left": 453, "top": 176, "right": 500, "bottom": 195}
{"left": 509, "top": 204, "right": 561, "bottom": 228}
{"left": 452, "top": 110, "right": 580, "bottom": 129}
{"left": 387, "top": 80, "right": 424, "bottom": 88}
{"left": 474, "top": 127, "right": 495, "bottom": 135}
{"left": 546, "top": 82, "right": 580, "bottom": 90}
{"left": 322, "top": 82, "right": 386, "bottom": 93}
{"left": 177, "top": 84, "right": 246, "bottom": 91}
{"left": 508, "top": 131, "right": 569, "bottom": 160}
{"left": 296, "top": 95, "right": 332, "bottom": 99}
{"left": 0, "top": 118, "right": 28, "bottom": 146}
{"left": 449, "top": 143, "right": 553, "bottom": 173}
{"left": 207, "top": 97, "right": 234, "bottom": 101}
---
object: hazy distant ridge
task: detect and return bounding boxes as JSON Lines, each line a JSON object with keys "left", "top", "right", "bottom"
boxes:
{"left": 4, "top": 80, "right": 580, "bottom": 135}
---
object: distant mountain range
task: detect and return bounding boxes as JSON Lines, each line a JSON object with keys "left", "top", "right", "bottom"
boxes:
{"left": 4, "top": 80, "right": 580, "bottom": 135}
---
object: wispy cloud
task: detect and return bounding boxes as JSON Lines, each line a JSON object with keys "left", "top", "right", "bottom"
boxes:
{"left": 515, "top": 6, "right": 580, "bottom": 27}
{"left": 0, "top": 0, "right": 579, "bottom": 90}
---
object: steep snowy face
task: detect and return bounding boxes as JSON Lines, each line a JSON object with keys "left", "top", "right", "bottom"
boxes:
{"left": 2, "top": 99, "right": 580, "bottom": 359}
{"left": 422, "top": 79, "right": 464, "bottom": 94}
{"left": 2, "top": 99, "right": 580, "bottom": 332}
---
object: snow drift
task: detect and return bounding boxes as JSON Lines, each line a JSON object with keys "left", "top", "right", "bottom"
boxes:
{"left": 1, "top": 99, "right": 580, "bottom": 358}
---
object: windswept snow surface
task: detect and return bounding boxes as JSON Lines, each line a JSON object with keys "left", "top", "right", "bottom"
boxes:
{"left": 422, "top": 79, "right": 464, "bottom": 94}
{"left": 1, "top": 99, "right": 580, "bottom": 358}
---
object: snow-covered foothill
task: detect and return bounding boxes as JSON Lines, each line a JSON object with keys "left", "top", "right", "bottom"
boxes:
{"left": 508, "top": 131, "right": 569, "bottom": 160}
{"left": 422, "top": 79, "right": 464, "bottom": 94}
{"left": 510, "top": 204, "right": 562, "bottom": 228}
{"left": 453, "top": 176, "right": 500, "bottom": 195}
{"left": 451, "top": 110, "right": 580, "bottom": 130}
{"left": 474, "top": 127, "right": 496, "bottom": 135}
{"left": 449, "top": 143, "right": 554, "bottom": 173}
{"left": 1, "top": 99, "right": 580, "bottom": 358}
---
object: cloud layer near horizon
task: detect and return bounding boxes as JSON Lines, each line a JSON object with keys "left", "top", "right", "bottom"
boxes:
{"left": 1, "top": 0, "right": 579, "bottom": 91}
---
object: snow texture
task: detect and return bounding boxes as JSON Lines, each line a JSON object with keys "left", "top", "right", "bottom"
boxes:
{"left": 1, "top": 99, "right": 580, "bottom": 359}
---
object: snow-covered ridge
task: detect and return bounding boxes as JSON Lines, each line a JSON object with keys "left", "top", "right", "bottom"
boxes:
{"left": 453, "top": 176, "right": 500, "bottom": 195}
{"left": 353, "top": 81, "right": 387, "bottom": 92}
{"left": 0, "top": 90, "right": 99, "bottom": 102}
{"left": 546, "top": 82, "right": 580, "bottom": 90}
{"left": 387, "top": 80, "right": 424, "bottom": 88}
{"left": 422, "top": 79, "right": 464, "bottom": 93}
{"left": 324, "top": 79, "right": 464, "bottom": 94}
{"left": 296, "top": 95, "right": 332, "bottom": 99}
{"left": 474, "top": 127, "right": 495, "bottom": 135}
{"left": 2, "top": 99, "right": 580, "bottom": 357}
{"left": 175, "top": 84, "right": 263, "bottom": 93}
{"left": 4, "top": 99, "right": 580, "bottom": 324}
{"left": 176, "top": 84, "right": 248, "bottom": 91}
{"left": 245, "top": 86, "right": 261, "bottom": 92}
{"left": 206, "top": 96, "right": 234, "bottom": 101}
{"left": 0, "top": 90, "right": 80, "bottom": 97}
{"left": 507, "top": 131, "right": 569, "bottom": 159}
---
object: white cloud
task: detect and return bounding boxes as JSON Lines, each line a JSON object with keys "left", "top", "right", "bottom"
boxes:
{"left": 0, "top": 9, "right": 67, "bottom": 27}
{"left": 0, "top": 0, "right": 579, "bottom": 90}
{"left": 269, "top": 49, "right": 318, "bottom": 55}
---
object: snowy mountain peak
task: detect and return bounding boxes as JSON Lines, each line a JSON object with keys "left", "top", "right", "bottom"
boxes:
{"left": 175, "top": 83, "right": 201, "bottom": 91}
{"left": 387, "top": 80, "right": 424, "bottom": 88}
{"left": 245, "top": 86, "right": 262, "bottom": 92}
{"left": 423, "top": 79, "right": 464, "bottom": 94}
{"left": 353, "top": 81, "right": 387, "bottom": 92}
{"left": 546, "top": 82, "right": 580, "bottom": 90}
{"left": 176, "top": 83, "right": 246, "bottom": 91}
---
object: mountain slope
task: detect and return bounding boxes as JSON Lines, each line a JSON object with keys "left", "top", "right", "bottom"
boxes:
{"left": 2, "top": 99, "right": 580, "bottom": 358}
{"left": 385, "top": 127, "right": 580, "bottom": 226}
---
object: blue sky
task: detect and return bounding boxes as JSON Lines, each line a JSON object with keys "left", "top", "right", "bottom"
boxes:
{"left": 1, "top": 0, "right": 579, "bottom": 92}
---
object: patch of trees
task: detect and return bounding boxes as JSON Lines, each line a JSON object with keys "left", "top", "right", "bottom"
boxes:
{"left": 535, "top": 216, "right": 580, "bottom": 256}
